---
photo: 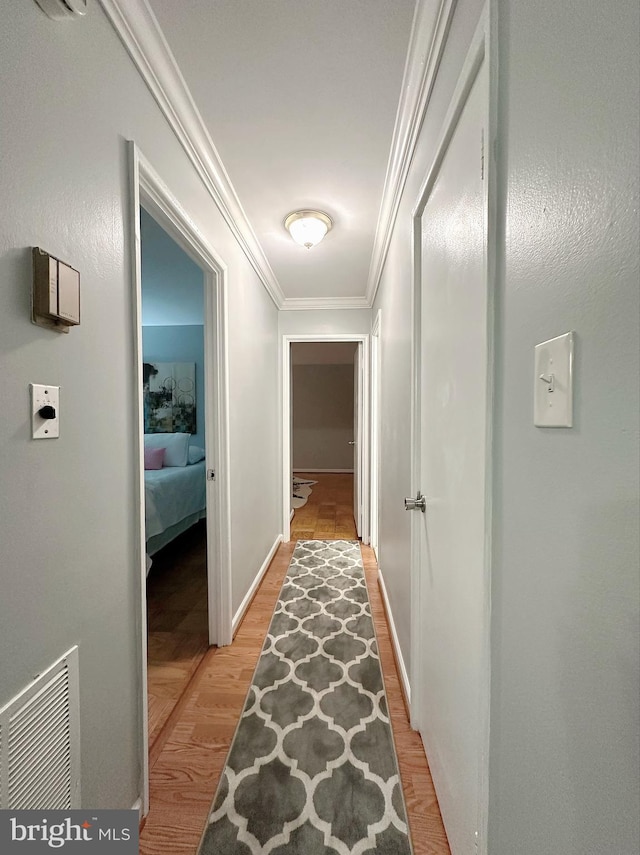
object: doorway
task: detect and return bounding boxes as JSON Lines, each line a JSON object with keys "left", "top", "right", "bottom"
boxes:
{"left": 139, "top": 206, "right": 209, "bottom": 753}
{"left": 129, "top": 144, "right": 232, "bottom": 814}
{"left": 282, "top": 334, "right": 369, "bottom": 543}
{"left": 289, "top": 341, "right": 358, "bottom": 541}
{"left": 409, "top": 15, "right": 493, "bottom": 855}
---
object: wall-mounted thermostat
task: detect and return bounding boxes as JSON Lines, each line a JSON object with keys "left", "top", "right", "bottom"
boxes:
{"left": 32, "top": 248, "right": 80, "bottom": 333}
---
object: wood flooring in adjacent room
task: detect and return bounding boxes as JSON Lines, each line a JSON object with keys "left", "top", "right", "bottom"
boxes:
{"left": 146, "top": 520, "right": 209, "bottom": 763}
{"left": 291, "top": 472, "right": 358, "bottom": 540}
{"left": 140, "top": 533, "right": 451, "bottom": 854}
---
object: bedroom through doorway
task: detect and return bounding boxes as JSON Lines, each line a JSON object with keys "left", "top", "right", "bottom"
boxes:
{"left": 139, "top": 206, "right": 210, "bottom": 755}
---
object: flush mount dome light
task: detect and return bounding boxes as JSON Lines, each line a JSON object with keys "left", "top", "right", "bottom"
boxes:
{"left": 284, "top": 210, "right": 333, "bottom": 249}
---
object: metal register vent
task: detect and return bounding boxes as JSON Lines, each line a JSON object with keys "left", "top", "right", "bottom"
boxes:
{"left": 0, "top": 646, "right": 80, "bottom": 809}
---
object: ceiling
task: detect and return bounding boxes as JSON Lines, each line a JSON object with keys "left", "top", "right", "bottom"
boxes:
{"left": 146, "top": 0, "right": 417, "bottom": 303}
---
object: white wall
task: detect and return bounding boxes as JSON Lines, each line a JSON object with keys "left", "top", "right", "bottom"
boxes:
{"left": 488, "top": 0, "right": 639, "bottom": 852}
{"left": 0, "top": 0, "right": 280, "bottom": 808}
{"left": 279, "top": 308, "right": 372, "bottom": 336}
{"left": 374, "top": 0, "right": 639, "bottom": 852}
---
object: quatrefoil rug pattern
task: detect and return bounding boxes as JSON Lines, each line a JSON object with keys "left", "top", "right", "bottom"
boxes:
{"left": 198, "top": 540, "right": 412, "bottom": 855}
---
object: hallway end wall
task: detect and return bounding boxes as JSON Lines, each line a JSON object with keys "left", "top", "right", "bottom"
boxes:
{"left": 278, "top": 308, "right": 373, "bottom": 337}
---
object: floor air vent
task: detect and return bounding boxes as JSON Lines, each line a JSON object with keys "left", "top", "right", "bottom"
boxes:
{"left": 0, "top": 646, "right": 80, "bottom": 809}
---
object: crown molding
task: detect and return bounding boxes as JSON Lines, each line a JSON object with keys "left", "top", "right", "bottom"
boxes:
{"left": 280, "top": 296, "right": 372, "bottom": 312}
{"left": 99, "top": 0, "right": 285, "bottom": 308}
{"left": 365, "top": 0, "right": 457, "bottom": 307}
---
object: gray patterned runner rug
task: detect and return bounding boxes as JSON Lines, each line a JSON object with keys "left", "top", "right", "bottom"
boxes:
{"left": 198, "top": 539, "right": 412, "bottom": 855}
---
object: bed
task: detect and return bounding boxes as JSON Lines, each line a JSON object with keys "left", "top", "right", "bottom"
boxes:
{"left": 145, "top": 460, "right": 207, "bottom": 556}
{"left": 143, "top": 432, "right": 207, "bottom": 562}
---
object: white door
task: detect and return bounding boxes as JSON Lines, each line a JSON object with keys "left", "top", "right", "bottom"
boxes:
{"left": 353, "top": 344, "right": 362, "bottom": 537}
{"left": 413, "top": 45, "right": 490, "bottom": 855}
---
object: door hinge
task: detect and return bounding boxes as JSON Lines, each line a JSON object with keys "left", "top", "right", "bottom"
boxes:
{"left": 207, "top": 469, "right": 216, "bottom": 481}
{"left": 481, "top": 129, "right": 485, "bottom": 180}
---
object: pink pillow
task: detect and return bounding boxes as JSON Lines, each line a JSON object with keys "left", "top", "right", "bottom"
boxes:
{"left": 144, "top": 446, "right": 165, "bottom": 470}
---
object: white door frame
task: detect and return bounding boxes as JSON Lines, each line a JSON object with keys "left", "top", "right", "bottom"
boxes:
{"left": 409, "top": 8, "right": 496, "bottom": 853}
{"left": 282, "top": 334, "right": 370, "bottom": 544}
{"left": 369, "top": 311, "right": 382, "bottom": 558}
{"left": 128, "top": 142, "right": 233, "bottom": 814}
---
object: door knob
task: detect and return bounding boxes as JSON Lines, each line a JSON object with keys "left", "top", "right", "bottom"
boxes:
{"left": 348, "top": 440, "right": 356, "bottom": 445}
{"left": 404, "top": 492, "right": 426, "bottom": 512}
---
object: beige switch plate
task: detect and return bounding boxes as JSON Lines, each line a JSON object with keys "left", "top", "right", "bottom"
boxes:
{"left": 32, "top": 248, "right": 80, "bottom": 333}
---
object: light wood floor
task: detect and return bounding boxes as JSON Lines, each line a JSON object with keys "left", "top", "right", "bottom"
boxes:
{"left": 140, "top": 478, "right": 450, "bottom": 854}
{"left": 291, "top": 472, "right": 358, "bottom": 540}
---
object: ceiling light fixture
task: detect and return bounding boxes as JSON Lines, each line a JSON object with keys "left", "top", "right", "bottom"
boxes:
{"left": 284, "top": 210, "right": 333, "bottom": 249}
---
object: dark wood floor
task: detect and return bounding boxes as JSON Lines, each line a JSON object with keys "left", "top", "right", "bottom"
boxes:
{"left": 146, "top": 521, "right": 209, "bottom": 762}
{"left": 141, "top": 477, "right": 450, "bottom": 854}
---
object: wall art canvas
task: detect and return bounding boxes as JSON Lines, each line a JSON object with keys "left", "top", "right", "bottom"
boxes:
{"left": 143, "top": 361, "right": 196, "bottom": 434}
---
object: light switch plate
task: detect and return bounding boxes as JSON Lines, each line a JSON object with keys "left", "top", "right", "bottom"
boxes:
{"left": 534, "top": 332, "right": 574, "bottom": 427}
{"left": 31, "top": 384, "right": 60, "bottom": 439}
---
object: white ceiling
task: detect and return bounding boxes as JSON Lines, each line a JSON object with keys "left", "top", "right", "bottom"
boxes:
{"left": 146, "top": 0, "right": 417, "bottom": 302}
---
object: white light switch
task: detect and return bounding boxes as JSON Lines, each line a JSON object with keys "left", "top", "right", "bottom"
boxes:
{"left": 31, "top": 384, "right": 60, "bottom": 439}
{"left": 534, "top": 332, "right": 574, "bottom": 427}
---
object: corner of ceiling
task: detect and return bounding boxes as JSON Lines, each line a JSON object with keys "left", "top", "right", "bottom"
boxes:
{"left": 365, "top": 0, "right": 458, "bottom": 308}
{"left": 98, "top": 0, "right": 286, "bottom": 309}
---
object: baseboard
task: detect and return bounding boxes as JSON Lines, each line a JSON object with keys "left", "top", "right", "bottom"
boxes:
{"left": 378, "top": 568, "right": 412, "bottom": 710}
{"left": 293, "top": 468, "right": 354, "bottom": 474}
{"left": 132, "top": 798, "right": 145, "bottom": 832}
{"left": 232, "top": 534, "right": 283, "bottom": 635}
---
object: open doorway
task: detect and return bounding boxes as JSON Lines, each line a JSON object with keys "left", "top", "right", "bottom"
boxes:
{"left": 130, "top": 144, "right": 232, "bottom": 814}
{"left": 290, "top": 341, "right": 358, "bottom": 541}
{"left": 282, "top": 334, "right": 369, "bottom": 543}
{"left": 140, "top": 207, "right": 209, "bottom": 752}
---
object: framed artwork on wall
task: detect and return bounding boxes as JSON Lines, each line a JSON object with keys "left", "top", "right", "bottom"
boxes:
{"left": 143, "top": 361, "right": 196, "bottom": 434}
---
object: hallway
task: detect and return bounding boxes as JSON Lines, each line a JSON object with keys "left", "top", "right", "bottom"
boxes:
{"left": 140, "top": 537, "right": 450, "bottom": 854}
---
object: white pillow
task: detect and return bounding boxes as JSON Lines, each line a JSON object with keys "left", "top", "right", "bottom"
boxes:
{"left": 144, "top": 432, "right": 190, "bottom": 467}
{"left": 188, "top": 446, "right": 206, "bottom": 464}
